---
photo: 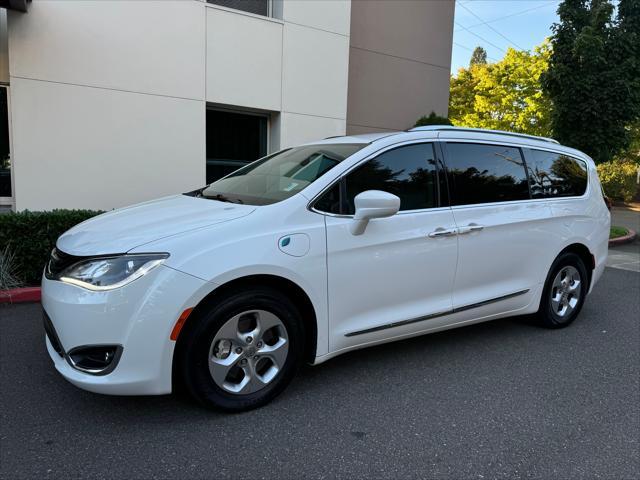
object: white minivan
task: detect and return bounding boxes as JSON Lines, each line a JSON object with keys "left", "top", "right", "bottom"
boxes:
{"left": 42, "top": 127, "right": 610, "bottom": 411}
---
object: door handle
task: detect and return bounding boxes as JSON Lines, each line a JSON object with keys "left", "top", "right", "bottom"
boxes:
{"left": 428, "top": 227, "right": 458, "bottom": 238}
{"left": 457, "top": 223, "right": 484, "bottom": 235}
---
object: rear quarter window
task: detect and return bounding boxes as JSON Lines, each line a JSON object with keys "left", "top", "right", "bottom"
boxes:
{"left": 525, "top": 149, "right": 588, "bottom": 198}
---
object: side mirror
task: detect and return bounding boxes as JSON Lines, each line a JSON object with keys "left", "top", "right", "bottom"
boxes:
{"left": 350, "top": 190, "right": 400, "bottom": 235}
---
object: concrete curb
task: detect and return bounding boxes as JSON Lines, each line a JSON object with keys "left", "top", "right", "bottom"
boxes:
{"left": 609, "top": 228, "right": 637, "bottom": 247}
{"left": 0, "top": 287, "right": 41, "bottom": 304}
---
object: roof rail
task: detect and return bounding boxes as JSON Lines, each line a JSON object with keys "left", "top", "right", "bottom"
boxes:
{"left": 408, "top": 125, "right": 560, "bottom": 145}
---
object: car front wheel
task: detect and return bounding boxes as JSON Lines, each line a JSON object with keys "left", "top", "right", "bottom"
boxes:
{"left": 176, "top": 287, "right": 304, "bottom": 412}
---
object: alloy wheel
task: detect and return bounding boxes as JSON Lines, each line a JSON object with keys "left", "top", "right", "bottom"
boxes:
{"left": 550, "top": 265, "right": 582, "bottom": 318}
{"left": 208, "top": 310, "right": 289, "bottom": 395}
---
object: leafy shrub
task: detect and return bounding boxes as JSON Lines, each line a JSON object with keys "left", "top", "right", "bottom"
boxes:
{"left": 414, "top": 111, "right": 453, "bottom": 127}
{"left": 0, "top": 245, "right": 22, "bottom": 290}
{"left": 597, "top": 160, "right": 639, "bottom": 202}
{"left": 0, "top": 210, "right": 103, "bottom": 286}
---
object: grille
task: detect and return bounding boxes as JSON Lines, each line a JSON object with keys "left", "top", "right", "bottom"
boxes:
{"left": 45, "top": 248, "right": 83, "bottom": 279}
{"left": 43, "top": 310, "right": 64, "bottom": 357}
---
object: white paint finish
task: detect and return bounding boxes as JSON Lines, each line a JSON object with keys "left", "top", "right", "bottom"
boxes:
{"left": 8, "top": 0, "right": 205, "bottom": 100}
{"left": 136, "top": 194, "right": 330, "bottom": 357}
{"left": 57, "top": 195, "right": 256, "bottom": 256}
{"left": 325, "top": 208, "right": 458, "bottom": 351}
{"left": 281, "top": 0, "right": 351, "bottom": 36}
{"left": 42, "top": 265, "right": 212, "bottom": 395}
{"left": 40, "top": 129, "right": 610, "bottom": 399}
{"left": 280, "top": 112, "right": 345, "bottom": 148}
{"left": 450, "top": 201, "right": 553, "bottom": 311}
{"left": 282, "top": 23, "right": 349, "bottom": 119}
{"left": 11, "top": 78, "right": 205, "bottom": 211}
{"left": 278, "top": 233, "right": 311, "bottom": 257}
{"left": 206, "top": 7, "right": 282, "bottom": 111}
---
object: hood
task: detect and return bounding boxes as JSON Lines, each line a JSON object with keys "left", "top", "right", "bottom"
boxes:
{"left": 57, "top": 195, "right": 256, "bottom": 256}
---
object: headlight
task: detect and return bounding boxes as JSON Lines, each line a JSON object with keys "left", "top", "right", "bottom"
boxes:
{"left": 51, "top": 253, "right": 168, "bottom": 291}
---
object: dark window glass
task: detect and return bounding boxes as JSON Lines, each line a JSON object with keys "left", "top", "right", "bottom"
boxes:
{"left": 343, "top": 143, "right": 438, "bottom": 214}
{"left": 206, "top": 109, "right": 268, "bottom": 183}
{"left": 207, "top": 0, "right": 269, "bottom": 16}
{"left": 0, "top": 88, "right": 10, "bottom": 198}
{"left": 446, "top": 143, "right": 529, "bottom": 205}
{"left": 198, "top": 144, "right": 364, "bottom": 206}
{"left": 313, "top": 183, "right": 341, "bottom": 214}
{"left": 526, "top": 149, "right": 588, "bottom": 198}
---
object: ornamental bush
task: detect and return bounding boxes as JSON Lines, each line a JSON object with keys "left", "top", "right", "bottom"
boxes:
{"left": 597, "top": 160, "right": 639, "bottom": 203}
{"left": 0, "top": 210, "right": 103, "bottom": 286}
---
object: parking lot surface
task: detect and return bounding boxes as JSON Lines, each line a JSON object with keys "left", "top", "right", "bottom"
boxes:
{"left": 1, "top": 268, "right": 638, "bottom": 479}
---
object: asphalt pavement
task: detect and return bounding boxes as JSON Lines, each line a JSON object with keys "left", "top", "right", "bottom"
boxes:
{"left": 1, "top": 268, "right": 638, "bottom": 479}
{"left": 608, "top": 206, "right": 640, "bottom": 273}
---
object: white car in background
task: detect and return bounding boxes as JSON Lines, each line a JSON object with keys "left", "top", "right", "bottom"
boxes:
{"left": 42, "top": 126, "right": 610, "bottom": 411}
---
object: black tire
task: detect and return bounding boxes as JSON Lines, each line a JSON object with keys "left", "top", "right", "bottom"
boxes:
{"left": 176, "top": 287, "right": 305, "bottom": 412}
{"left": 536, "top": 252, "right": 588, "bottom": 329}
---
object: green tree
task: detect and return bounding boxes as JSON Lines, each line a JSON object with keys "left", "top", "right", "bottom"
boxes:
{"left": 542, "top": 0, "right": 640, "bottom": 163}
{"left": 448, "top": 42, "right": 553, "bottom": 137}
{"left": 470, "top": 46, "right": 488, "bottom": 66}
{"left": 414, "top": 111, "right": 452, "bottom": 127}
{"left": 448, "top": 65, "right": 480, "bottom": 125}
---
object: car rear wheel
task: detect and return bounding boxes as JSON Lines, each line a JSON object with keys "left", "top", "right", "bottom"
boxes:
{"left": 177, "top": 287, "right": 304, "bottom": 412}
{"left": 536, "top": 252, "right": 588, "bottom": 329}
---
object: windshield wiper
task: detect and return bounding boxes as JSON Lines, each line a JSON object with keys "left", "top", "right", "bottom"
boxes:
{"left": 209, "top": 193, "right": 234, "bottom": 203}
{"left": 203, "top": 193, "right": 244, "bottom": 204}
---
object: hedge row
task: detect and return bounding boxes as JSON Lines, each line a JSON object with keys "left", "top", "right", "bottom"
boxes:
{"left": 597, "top": 160, "right": 639, "bottom": 202}
{"left": 0, "top": 210, "right": 103, "bottom": 286}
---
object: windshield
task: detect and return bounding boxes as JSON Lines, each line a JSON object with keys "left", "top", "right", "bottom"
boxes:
{"left": 194, "top": 143, "right": 365, "bottom": 205}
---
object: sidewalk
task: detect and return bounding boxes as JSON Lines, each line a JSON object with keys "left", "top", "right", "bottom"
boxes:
{"left": 607, "top": 205, "right": 640, "bottom": 272}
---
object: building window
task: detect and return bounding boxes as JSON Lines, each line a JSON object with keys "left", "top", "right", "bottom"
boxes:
{"left": 207, "top": 0, "right": 270, "bottom": 17}
{"left": 206, "top": 109, "right": 268, "bottom": 184}
{"left": 0, "top": 87, "right": 10, "bottom": 199}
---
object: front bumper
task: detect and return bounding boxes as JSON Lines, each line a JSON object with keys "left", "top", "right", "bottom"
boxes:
{"left": 42, "top": 264, "right": 212, "bottom": 395}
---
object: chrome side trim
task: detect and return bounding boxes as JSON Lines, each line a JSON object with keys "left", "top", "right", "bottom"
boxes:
{"left": 345, "top": 309, "right": 450, "bottom": 337}
{"left": 344, "top": 289, "right": 530, "bottom": 337}
{"left": 452, "top": 289, "right": 529, "bottom": 314}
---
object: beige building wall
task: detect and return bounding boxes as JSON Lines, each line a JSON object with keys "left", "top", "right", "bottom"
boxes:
{"left": 5, "top": 0, "right": 352, "bottom": 211}
{"left": 7, "top": 0, "right": 207, "bottom": 211}
{"left": 346, "top": 0, "right": 455, "bottom": 134}
{"left": 3, "top": 0, "right": 454, "bottom": 211}
{"left": 0, "top": 10, "right": 8, "bottom": 84}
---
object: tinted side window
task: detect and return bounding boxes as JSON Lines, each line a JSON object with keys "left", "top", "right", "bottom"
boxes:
{"left": 343, "top": 143, "right": 438, "bottom": 214}
{"left": 313, "top": 183, "right": 341, "bottom": 214}
{"left": 445, "top": 143, "right": 529, "bottom": 205}
{"left": 526, "top": 149, "right": 588, "bottom": 198}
